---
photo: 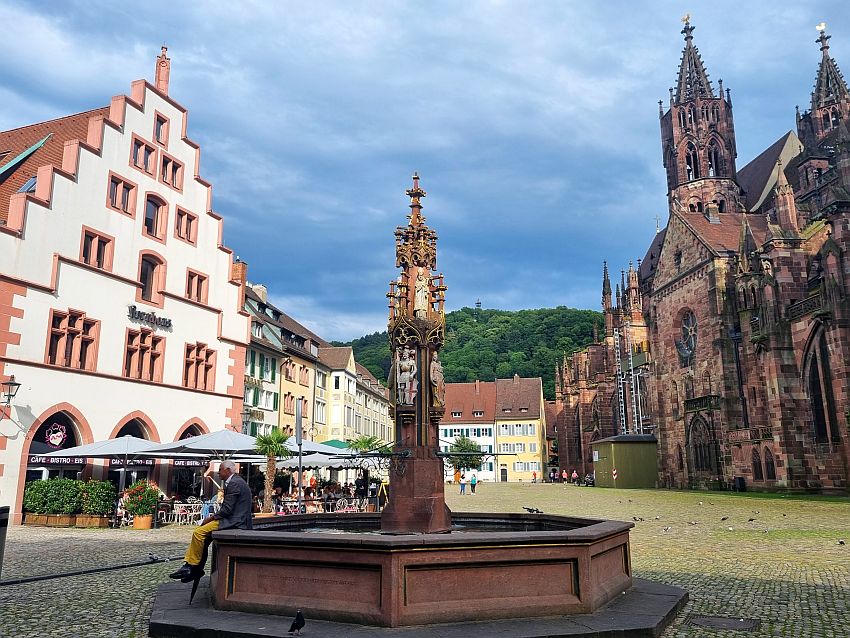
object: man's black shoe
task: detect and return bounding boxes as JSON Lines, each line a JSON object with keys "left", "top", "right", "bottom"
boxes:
{"left": 180, "top": 568, "right": 205, "bottom": 583}
{"left": 168, "top": 563, "right": 192, "bottom": 580}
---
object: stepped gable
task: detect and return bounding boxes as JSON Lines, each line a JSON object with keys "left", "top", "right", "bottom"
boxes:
{"left": 0, "top": 108, "right": 108, "bottom": 223}
{"left": 495, "top": 375, "right": 542, "bottom": 418}
{"left": 444, "top": 381, "right": 497, "bottom": 421}
{"left": 736, "top": 131, "right": 801, "bottom": 211}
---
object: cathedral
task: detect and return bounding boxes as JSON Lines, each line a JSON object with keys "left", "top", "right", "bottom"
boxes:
{"left": 555, "top": 20, "right": 850, "bottom": 492}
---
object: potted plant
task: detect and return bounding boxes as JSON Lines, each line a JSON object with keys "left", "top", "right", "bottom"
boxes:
{"left": 44, "top": 478, "right": 83, "bottom": 526}
{"left": 123, "top": 480, "right": 160, "bottom": 529}
{"left": 77, "top": 480, "right": 117, "bottom": 528}
{"left": 22, "top": 480, "right": 49, "bottom": 525}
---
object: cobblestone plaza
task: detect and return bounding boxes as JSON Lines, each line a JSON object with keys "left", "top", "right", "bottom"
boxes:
{"left": 0, "top": 484, "right": 846, "bottom": 637}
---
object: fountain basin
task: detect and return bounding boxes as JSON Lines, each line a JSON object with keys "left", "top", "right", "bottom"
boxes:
{"left": 210, "top": 512, "right": 633, "bottom": 627}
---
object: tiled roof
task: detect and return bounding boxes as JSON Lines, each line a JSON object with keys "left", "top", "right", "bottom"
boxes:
{"left": 318, "top": 346, "right": 354, "bottom": 371}
{"left": 736, "top": 131, "right": 801, "bottom": 211}
{"left": 678, "top": 210, "right": 770, "bottom": 254}
{"left": 0, "top": 107, "right": 108, "bottom": 223}
{"left": 441, "top": 381, "right": 497, "bottom": 423}
{"left": 495, "top": 375, "right": 542, "bottom": 419}
{"left": 639, "top": 227, "right": 667, "bottom": 282}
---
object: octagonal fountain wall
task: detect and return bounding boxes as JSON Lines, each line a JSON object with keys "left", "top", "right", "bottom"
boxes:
{"left": 210, "top": 512, "right": 633, "bottom": 627}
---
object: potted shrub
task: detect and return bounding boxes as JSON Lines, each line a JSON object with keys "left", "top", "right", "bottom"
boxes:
{"left": 22, "top": 480, "right": 49, "bottom": 525}
{"left": 123, "top": 480, "right": 159, "bottom": 529}
{"left": 77, "top": 480, "right": 117, "bottom": 528}
{"left": 44, "top": 478, "right": 83, "bottom": 526}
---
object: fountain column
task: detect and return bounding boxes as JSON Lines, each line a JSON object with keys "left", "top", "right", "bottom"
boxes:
{"left": 381, "top": 173, "right": 451, "bottom": 534}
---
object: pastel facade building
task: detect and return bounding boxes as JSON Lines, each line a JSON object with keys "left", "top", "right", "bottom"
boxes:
{"left": 0, "top": 50, "right": 249, "bottom": 521}
{"left": 439, "top": 380, "right": 497, "bottom": 482}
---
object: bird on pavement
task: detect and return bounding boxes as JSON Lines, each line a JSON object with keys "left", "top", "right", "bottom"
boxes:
{"left": 748, "top": 517, "right": 757, "bottom": 522}
{"left": 721, "top": 516, "right": 729, "bottom": 521}
{"left": 148, "top": 553, "right": 160, "bottom": 562}
{"left": 523, "top": 506, "right": 543, "bottom": 514}
{"left": 663, "top": 526, "right": 672, "bottom": 532}
{"left": 839, "top": 540, "right": 846, "bottom": 546}
{"left": 289, "top": 609, "right": 305, "bottom": 635}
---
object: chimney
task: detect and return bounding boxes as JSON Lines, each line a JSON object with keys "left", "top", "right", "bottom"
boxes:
{"left": 155, "top": 46, "right": 171, "bottom": 95}
{"left": 231, "top": 257, "right": 247, "bottom": 307}
{"left": 475, "top": 379, "right": 480, "bottom": 395}
{"left": 513, "top": 373, "right": 520, "bottom": 384}
{"left": 252, "top": 284, "right": 268, "bottom": 303}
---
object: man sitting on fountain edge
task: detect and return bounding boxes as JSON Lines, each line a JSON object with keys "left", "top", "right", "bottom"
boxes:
{"left": 169, "top": 459, "right": 253, "bottom": 581}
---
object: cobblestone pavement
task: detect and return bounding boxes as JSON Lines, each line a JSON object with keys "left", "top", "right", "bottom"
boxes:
{"left": 449, "top": 483, "right": 850, "bottom": 638}
{"left": 0, "top": 486, "right": 847, "bottom": 637}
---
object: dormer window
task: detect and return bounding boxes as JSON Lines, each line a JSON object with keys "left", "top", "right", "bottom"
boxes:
{"left": 252, "top": 322, "right": 263, "bottom": 338}
{"left": 451, "top": 411, "right": 462, "bottom": 418}
{"left": 472, "top": 410, "right": 484, "bottom": 417}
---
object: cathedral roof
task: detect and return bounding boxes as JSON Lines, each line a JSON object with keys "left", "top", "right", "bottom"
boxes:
{"left": 679, "top": 211, "right": 770, "bottom": 255}
{"left": 736, "top": 131, "right": 801, "bottom": 211}
{"left": 639, "top": 227, "right": 667, "bottom": 282}
{"left": 674, "top": 20, "right": 715, "bottom": 104}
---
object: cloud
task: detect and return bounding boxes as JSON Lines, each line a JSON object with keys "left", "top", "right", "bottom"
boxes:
{"left": 2, "top": 0, "right": 849, "bottom": 341}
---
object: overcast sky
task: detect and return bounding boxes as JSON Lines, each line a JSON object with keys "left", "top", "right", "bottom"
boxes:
{"left": 2, "top": 1, "right": 848, "bottom": 340}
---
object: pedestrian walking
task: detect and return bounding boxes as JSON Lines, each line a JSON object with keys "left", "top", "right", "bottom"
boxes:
{"left": 532, "top": 471, "right": 537, "bottom": 483}
{"left": 571, "top": 469, "right": 579, "bottom": 484}
{"left": 459, "top": 473, "right": 466, "bottom": 495}
{"left": 470, "top": 473, "right": 478, "bottom": 494}
{"left": 561, "top": 469, "right": 568, "bottom": 483}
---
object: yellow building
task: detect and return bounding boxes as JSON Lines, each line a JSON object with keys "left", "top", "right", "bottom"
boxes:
{"left": 494, "top": 375, "right": 546, "bottom": 482}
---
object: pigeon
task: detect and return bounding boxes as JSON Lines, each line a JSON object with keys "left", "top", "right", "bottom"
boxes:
{"left": 654, "top": 516, "right": 661, "bottom": 520}
{"left": 632, "top": 516, "right": 644, "bottom": 522}
{"left": 688, "top": 521, "right": 699, "bottom": 526}
{"left": 148, "top": 553, "right": 160, "bottom": 562}
{"left": 289, "top": 609, "right": 305, "bottom": 635}
{"left": 721, "top": 516, "right": 729, "bottom": 521}
{"left": 782, "top": 514, "right": 787, "bottom": 517}
{"left": 699, "top": 501, "right": 703, "bottom": 505}
{"left": 663, "top": 526, "right": 672, "bottom": 532}
{"left": 839, "top": 540, "right": 846, "bottom": 546}
{"left": 748, "top": 517, "right": 757, "bottom": 522}
{"left": 727, "top": 527, "right": 734, "bottom": 531}
{"left": 523, "top": 506, "right": 543, "bottom": 514}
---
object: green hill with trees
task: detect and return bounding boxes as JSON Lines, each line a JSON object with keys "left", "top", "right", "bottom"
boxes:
{"left": 334, "top": 306, "right": 602, "bottom": 400}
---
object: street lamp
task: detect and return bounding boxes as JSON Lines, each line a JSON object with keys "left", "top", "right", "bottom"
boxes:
{"left": 1, "top": 375, "right": 21, "bottom": 406}
{"left": 240, "top": 407, "right": 252, "bottom": 435}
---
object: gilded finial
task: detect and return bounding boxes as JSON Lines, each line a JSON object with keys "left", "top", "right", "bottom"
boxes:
{"left": 816, "top": 22, "right": 826, "bottom": 33}
{"left": 681, "top": 13, "right": 691, "bottom": 24}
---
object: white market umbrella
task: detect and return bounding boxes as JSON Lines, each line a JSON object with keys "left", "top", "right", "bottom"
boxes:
{"left": 144, "top": 429, "right": 259, "bottom": 460}
{"left": 42, "top": 435, "right": 159, "bottom": 492}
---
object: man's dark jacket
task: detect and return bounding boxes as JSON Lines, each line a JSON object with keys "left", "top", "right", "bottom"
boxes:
{"left": 217, "top": 473, "right": 253, "bottom": 530}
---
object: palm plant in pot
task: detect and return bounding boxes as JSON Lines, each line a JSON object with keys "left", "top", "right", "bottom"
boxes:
{"left": 254, "top": 428, "right": 291, "bottom": 513}
{"left": 123, "top": 480, "right": 160, "bottom": 529}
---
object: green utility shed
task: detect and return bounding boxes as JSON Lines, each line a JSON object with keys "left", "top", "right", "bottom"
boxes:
{"left": 591, "top": 434, "right": 657, "bottom": 488}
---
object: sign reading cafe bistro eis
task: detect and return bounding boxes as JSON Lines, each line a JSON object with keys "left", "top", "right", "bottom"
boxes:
{"left": 128, "top": 304, "right": 172, "bottom": 329}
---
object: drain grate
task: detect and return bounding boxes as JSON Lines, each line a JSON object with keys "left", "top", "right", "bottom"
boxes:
{"left": 687, "top": 615, "right": 761, "bottom": 631}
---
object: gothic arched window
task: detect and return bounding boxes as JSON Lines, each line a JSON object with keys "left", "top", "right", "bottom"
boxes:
{"left": 675, "top": 310, "right": 697, "bottom": 367}
{"left": 832, "top": 108, "right": 840, "bottom": 128}
{"left": 701, "top": 104, "right": 709, "bottom": 121}
{"left": 678, "top": 108, "right": 687, "bottom": 129}
{"left": 688, "top": 416, "right": 713, "bottom": 472}
{"left": 688, "top": 107, "right": 696, "bottom": 126}
{"left": 804, "top": 329, "right": 839, "bottom": 445}
{"left": 677, "top": 444, "right": 685, "bottom": 471}
{"left": 717, "top": 199, "right": 726, "bottom": 213}
{"left": 712, "top": 105, "right": 721, "bottom": 122}
{"left": 707, "top": 143, "right": 723, "bottom": 177}
{"left": 764, "top": 448, "right": 776, "bottom": 480}
{"left": 686, "top": 142, "right": 700, "bottom": 180}
{"left": 684, "top": 376, "right": 694, "bottom": 400}
{"left": 822, "top": 111, "right": 831, "bottom": 130}
{"left": 752, "top": 447, "right": 763, "bottom": 480}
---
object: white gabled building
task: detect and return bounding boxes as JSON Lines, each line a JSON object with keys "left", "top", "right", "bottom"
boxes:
{"left": 0, "top": 49, "right": 249, "bottom": 522}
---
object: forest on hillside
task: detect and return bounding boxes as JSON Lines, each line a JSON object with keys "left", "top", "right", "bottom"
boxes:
{"left": 334, "top": 306, "right": 602, "bottom": 400}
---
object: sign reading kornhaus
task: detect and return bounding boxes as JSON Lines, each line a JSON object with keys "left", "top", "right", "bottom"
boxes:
{"left": 128, "top": 304, "right": 173, "bottom": 329}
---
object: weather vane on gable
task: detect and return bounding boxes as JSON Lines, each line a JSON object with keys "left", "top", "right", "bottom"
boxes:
{"left": 681, "top": 13, "right": 691, "bottom": 24}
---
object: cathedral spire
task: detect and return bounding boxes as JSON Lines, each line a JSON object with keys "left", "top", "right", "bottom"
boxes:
{"left": 738, "top": 214, "right": 758, "bottom": 274}
{"left": 674, "top": 17, "right": 715, "bottom": 104}
{"left": 811, "top": 23, "right": 850, "bottom": 112}
{"left": 602, "top": 261, "right": 612, "bottom": 308}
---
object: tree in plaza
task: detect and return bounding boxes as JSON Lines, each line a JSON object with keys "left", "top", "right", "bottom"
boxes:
{"left": 254, "top": 428, "right": 291, "bottom": 513}
{"left": 446, "top": 435, "right": 486, "bottom": 472}
{"left": 347, "top": 435, "right": 390, "bottom": 495}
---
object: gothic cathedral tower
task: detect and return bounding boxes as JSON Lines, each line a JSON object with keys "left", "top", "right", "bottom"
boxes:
{"left": 660, "top": 18, "right": 741, "bottom": 217}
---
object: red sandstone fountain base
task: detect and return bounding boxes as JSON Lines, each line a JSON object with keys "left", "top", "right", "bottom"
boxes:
{"left": 210, "top": 512, "right": 633, "bottom": 627}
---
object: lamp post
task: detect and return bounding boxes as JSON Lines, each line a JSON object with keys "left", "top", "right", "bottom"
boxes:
{"left": 295, "top": 397, "right": 303, "bottom": 513}
{"left": 1, "top": 375, "right": 21, "bottom": 406}
{"left": 240, "top": 407, "right": 251, "bottom": 435}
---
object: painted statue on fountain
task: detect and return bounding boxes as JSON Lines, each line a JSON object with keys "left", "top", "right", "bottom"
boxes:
{"left": 382, "top": 173, "right": 450, "bottom": 534}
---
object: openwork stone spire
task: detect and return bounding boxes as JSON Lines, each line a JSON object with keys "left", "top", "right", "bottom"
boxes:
{"left": 811, "top": 23, "right": 850, "bottom": 112}
{"left": 674, "top": 17, "right": 715, "bottom": 104}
